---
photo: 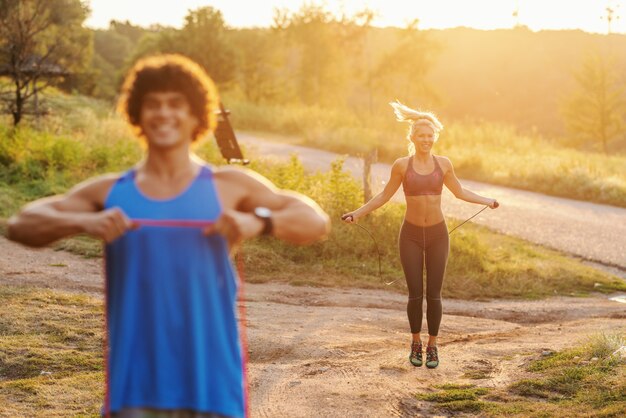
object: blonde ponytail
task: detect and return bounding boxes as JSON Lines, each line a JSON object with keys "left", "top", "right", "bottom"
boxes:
{"left": 389, "top": 100, "right": 443, "bottom": 131}
{"left": 389, "top": 100, "right": 444, "bottom": 154}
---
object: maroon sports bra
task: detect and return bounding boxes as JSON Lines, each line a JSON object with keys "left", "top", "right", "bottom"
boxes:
{"left": 403, "top": 155, "right": 444, "bottom": 196}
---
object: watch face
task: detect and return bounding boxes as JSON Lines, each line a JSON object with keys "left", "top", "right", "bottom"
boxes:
{"left": 255, "top": 207, "right": 272, "bottom": 218}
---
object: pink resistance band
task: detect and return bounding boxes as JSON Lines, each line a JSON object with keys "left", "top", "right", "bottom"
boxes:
{"left": 131, "top": 219, "right": 215, "bottom": 228}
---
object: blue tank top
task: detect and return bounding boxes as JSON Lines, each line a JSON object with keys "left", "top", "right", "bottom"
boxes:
{"left": 104, "top": 165, "right": 244, "bottom": 417}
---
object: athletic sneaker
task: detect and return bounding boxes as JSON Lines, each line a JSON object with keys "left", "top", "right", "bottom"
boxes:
{"left": 426, "top": 345, "right": 439, "bottom": 369}
{"left": 409, "top": 341, "right": 423, "bottom": 367}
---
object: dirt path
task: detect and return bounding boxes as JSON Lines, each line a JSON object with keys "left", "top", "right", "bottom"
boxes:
{"left": 2, "top": 237, "right": 625, "bottom": 417}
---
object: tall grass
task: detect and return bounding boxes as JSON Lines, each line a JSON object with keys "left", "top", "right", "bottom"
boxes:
{"left": 1, "top": 92, "right": 624, "bottom": 299}
{"left": 440, "top": 123, "right": 626, "bottom": 207}
{"left": 225, "top": 97, "right": 626, "bottom": 207}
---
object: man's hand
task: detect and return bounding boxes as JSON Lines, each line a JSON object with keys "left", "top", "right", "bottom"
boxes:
{"left": 203, "top": 209, "right": 264, "bottom": 251}
{"left": 82, "top": 208, "right": 135, "bottom": 243}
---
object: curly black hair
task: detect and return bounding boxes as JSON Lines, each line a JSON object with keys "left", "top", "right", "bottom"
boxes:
{"left": 117, "top": 54, "right": 218, "bottom": 142}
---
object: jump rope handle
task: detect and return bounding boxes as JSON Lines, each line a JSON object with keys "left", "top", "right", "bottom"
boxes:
{"left": 493, "top": 200, "right": 499, "bottom": 209}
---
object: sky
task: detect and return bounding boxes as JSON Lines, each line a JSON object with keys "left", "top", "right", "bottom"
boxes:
{"left": 85, "top": 0, "right": 626, "bottom": 34}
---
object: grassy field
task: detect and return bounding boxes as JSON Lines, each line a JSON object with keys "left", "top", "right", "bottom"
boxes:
{"left": 225, "top": 97, "right": 626, "bottom": 208}
{"left": 1, "top": 91, "right": 624, "bottom": 300}
{"left": 3, "top": 90, "right": 625, "bottom": 209}
{"left": 25, "top": 202, "right": 626, "bottom": 300}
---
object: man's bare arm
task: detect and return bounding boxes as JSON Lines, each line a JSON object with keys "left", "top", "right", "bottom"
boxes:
{"left": 7, "top": 174, "right": 134, "bottom": 247}
{"left": 213, "top": 168, "right": 330, "bottom": 245}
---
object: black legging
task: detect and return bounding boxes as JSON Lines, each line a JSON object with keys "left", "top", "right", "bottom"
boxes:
{"left": 398, "top": 221, "right": 449, "bottom": 336}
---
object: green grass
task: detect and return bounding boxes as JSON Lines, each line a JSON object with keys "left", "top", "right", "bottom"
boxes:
{"left": 1, "top": 92, "right": 623, "bottom": 300}
{"left": 416, "top": 335, "right": 626, "bottom": 416}
{"left": 507, "top": 334, "right": 626, "bottom": 416}
{"left": 0, "top": 286, "right": 104, "bottom": 417}
{"left": 416, "top": 383, "right": 492, "bottom": 414}
{"left": 241, "top": 214, "right": 626, "bottom": 299}
{"left": 224, "top": 96, "right": 626, "bottom": 208}
{"left": 52, "top": 235, "right": 104, "bottom": 259}
{"left": 4, "top": 89, "right": 625, "bottom": 209}
{"left": 28, "top": 197, "right": 625, "bottom": 300}
{"left": 417, "top": 383, "right": 490, "bottom": 402}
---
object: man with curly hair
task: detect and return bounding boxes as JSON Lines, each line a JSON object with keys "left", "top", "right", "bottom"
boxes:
{"left": 8, "top": 54, "right": 330, "bottom": 418}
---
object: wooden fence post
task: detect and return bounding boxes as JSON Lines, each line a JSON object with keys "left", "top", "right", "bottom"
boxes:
{"left": 363, "top": 148, "right": 378, "bottom": 204}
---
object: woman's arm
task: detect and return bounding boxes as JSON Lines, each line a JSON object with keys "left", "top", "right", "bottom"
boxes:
{"left": 441, "top": 157, "right": 498, "bottom": 208}
{"left": 342, "top": 158, "right": 405, "bottom": 222}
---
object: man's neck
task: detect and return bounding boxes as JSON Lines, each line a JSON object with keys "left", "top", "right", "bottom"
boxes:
{"left": 141, "top": 146, "right": 199, "bottom": 180}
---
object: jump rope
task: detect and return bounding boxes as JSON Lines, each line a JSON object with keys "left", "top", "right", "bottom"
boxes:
{"left": 341, "top": 201, "right": 498, "bottom": 286}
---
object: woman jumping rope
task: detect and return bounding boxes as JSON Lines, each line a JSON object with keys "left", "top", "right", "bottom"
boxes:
{"left": 342, "top": 101, "right": 499, "bottom": 369}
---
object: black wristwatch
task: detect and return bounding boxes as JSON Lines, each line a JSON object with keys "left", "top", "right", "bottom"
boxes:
{"left": 253, "top": 207, "right": 273, "bottom": 236}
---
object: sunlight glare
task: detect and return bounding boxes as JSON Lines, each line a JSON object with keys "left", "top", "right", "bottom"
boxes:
{"left": 86, "top": 0, "right": 626, "bottom": 34}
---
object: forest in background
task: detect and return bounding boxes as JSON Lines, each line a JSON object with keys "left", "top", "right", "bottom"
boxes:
{"left": 0, "top": 0, "right": 626, "bottom": 154}
{"left": 2, "top": 2, "right": 626, "bottom": 152}
{"left": 78, "top": 7, "right": 626, "bottom": 150}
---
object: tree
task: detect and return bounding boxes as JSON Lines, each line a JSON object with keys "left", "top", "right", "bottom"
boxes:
{"left": 177, "top": 7, "right": 236, "bottom": 85}
{"left": 372, "top": 20, "right": 440, "bottom": 110}
{"left": 0, "top": 0, "right": 92, "bottom": 125}
{"left": 88, "top": 22, "right": 151, "bottom": 99}
{"left": 94, "top": 29, "right": 134, "bottom": 70}
{"left": 230, "top": 28, "right": 286, "bottom": 103}
{"left": 563, "top": 53, "right": 626, "bottom": 153}
{"left": 109, "top": 20, "right": 149, "bottom": 45}
{"left": 124, "top": 7, "right": 236, "bottom": 86}
{"left": 343, "top": 9, "right": 377, "bottom": 116}
{"left": 278, "top": 4, "right": 353, "bottom": 106}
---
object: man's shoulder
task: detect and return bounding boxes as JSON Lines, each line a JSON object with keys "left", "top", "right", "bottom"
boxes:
{"left": 78, "top": 172, "right": 124, "bottom": 191}
{"left": 213, "top": 165, "right": 260, "bottom": 184}
{"left": 212, "top": 164, "right": 247, "bottom": 177}
{"left": 212, "top": 165, "right": 276, "bottom": 193}
{"left": 68, "top": 172, "right": 125, "bottom": 205}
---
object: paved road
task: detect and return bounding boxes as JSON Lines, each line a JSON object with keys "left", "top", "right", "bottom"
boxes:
{"left": 238, "top": 133, "right": 626, "bottom": 274}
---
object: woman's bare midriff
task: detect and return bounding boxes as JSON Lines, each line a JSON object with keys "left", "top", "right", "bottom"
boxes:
{"left": 404, "top": 195, "right": 445, "bottom": 226}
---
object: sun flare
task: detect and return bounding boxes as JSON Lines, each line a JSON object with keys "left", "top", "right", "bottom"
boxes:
{"left": 86, "top": 0, "right": 626, "bottom": 34}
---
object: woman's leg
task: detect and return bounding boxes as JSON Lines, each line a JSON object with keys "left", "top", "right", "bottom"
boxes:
{"left": 424, "top": 223, "right": 449, "bottom": 344}
{"left": 399, "top": 222, "right": 425, "bottom": 338}
{"left": 422, "top": 223, "right": 449, "bottom": 368}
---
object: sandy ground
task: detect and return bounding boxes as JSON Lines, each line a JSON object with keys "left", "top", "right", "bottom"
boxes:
{"left": 1, "top": 236, "right": 625, "bottom": 417}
